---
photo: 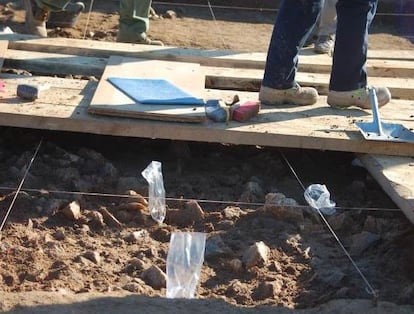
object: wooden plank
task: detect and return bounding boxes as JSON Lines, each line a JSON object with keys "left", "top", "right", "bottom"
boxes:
{"left": 0, "top": 74, "right": 413, "bottom": 156}
{"left": 3, "top": 49, "right": 106, "bottom": 77}
{"left": 204, "top": 67, "right": 414, "bottom": 100}
{"left": 2, "top": 34, "right": 414, "bottom": 77}
{"left": 359, "top": 154, "right": 414, "bottom": 224}
{"left": 4, "top": 50, "right": 414, "bottom": 100}
{"left": 88, "top": 56, "right": 207, "bottom": 123}
{"left": 0, "top": 40, "right": 7, "bottom": 69}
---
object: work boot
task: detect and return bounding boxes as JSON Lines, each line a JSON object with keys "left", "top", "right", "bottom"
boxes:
{"left": 259, "top": 84, "right": 319, "bottom": 106}
{"left": 314, "top": 34, "right": 335, "bottom": 55}
{"left": 327, "top": 86, "right": 391, "bottom": 109}
{"left": 117, "top": 31, "right": 163, "bottom": 46}
{"left": 24, "top": 0, "right": 49, "bottom": 37}
{"left": 64, "top": 1, "right": 85, "bottom": 14}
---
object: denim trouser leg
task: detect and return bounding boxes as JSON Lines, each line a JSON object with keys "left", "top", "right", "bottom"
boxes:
{"left": 329, "top": 0, "right": 377, "bottom": 91}
{"left": 262, "top": 0, "right": 323, "bottom": 89}
{"left": 318, "top": 0, "right": 337, "bottom": 36}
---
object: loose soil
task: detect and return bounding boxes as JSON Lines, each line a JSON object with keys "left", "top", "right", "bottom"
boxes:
{"left": 0, "top": 1, "right": 414, "bottom": 313}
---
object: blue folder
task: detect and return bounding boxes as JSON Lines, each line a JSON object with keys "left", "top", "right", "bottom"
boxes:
{"left": 107, "top": 77, "right": 205, "bottom": 106}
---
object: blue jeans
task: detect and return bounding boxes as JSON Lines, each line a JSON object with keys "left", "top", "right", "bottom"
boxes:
{"left": 262, "top": 0, "right": 378, "bottom": 92}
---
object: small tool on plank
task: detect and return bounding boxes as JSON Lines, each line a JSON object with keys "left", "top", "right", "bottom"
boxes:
{"left": 16, "top": 84, "right": 50, "bottom": 101}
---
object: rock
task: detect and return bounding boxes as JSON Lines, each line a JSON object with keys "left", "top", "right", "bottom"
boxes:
{"left": 222, "top": 206, "right": 243, "bottom": 220}
{"left": 327, "top": 212, "right": 353, "bottom": 232}
{"left": 252, "top": 280, "right": 283, "bottom": 300}
{"left": 163, "top": 10, "right": 177, "bottom": 19}
{"left": 242, "top": 241, "right": 270, "bottom": 269}
{"left": 315, "top": 267, "right": 346, "bottom": 288}
{"left": 141, "top": 265, "right": 166, "bottom": 290}
{"left": 265, "top": 192, "right": 298, "bottom": 206}
{"left": 99, "top": 206, "right": 122, "bottom": 228}
{"left": 125, "top": 190, "right": 148, "bottom": 206}
{"left": 167, "top": 200, "right": 205, "bottom": 227}
{"left": 117, "top": 202, "right": 149, "bottom": 224}
{"left": 124, "top": 230, "right": 148, "bottom": 243}
{"left": 228, "top": 259, "right": 243, "bottom": 273}
{"left": 239, "top": 180, "right": 264, "bottom": 203}
{"left": 2, "top": 273, "right": 16, "bottom": 286}
{"left": 264, "top": 194, "right": 303, "bottom": 224}
{"left": 83, "top": 250, "right": 101, "bottom": 264}
{"left": 53, "top": 229, "right": 66, "bottom": 241}
{"left": 349, "top": 231, "right": 381, "bottom": 256}
{"left": 61, "top": 201, "right": 82, "bottom": 221}
{"left": 205, "top": 234, "right": 234, "bottom": 258}
{"left": 85, "top": 210, "right": 105, "bottom": 228}
{"left": 123, "top": 281, "right": 146, "bottom": 293}
{"left": 225, "top": 279, "right": 252, "bottom": 303}
{"left": 123, "top": 258, "right": 147, "bottom": 275}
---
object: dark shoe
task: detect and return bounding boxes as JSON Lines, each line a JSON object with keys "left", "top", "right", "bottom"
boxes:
{"left": 24, "top": 0, "right": 49, "bottom": 37}
{"left": 327, "top": 86, "right": 391, "bottom": 109}
{"left": 64, "top": 1, "right": 85, "bottom": 14}
{"left": 314, "top": 34, "right": 335, "bottom": 54}
{"left": 259, "top": 84, "right": 319, "bottom": 106}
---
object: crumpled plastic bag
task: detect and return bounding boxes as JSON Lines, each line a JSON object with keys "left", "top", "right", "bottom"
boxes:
{"left": 141, "top": 161, "right": 166, "bottom": 224}
{"left": 166, "top": 232, "right": 206, "bottom": 299}
{"left": 304, "top": 184, "right": 336, "bottom": 215}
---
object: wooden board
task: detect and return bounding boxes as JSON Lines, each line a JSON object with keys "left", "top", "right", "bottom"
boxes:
{"left": 359, "top": 154, "right": 414, "bottom": 224}
{"left": 88, "top": 56, "right": 207, "bottom": 123}
{"left": 0, "top": 74, "right": 413, "bottom": 156}
{"left": 5, "top": 50, "right": 414, "bottom": 100}
{"left": 0, "top": 40, "right": 7, "bottom": 69}
{"left": 3, "top": 34, "right": 414, "bottom": 77}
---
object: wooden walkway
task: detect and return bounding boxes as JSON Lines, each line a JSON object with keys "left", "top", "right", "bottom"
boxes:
{"left": 0, "top": 34, "right": 413, "bottom": 223}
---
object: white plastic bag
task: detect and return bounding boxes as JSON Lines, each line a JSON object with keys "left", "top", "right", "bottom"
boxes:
{"left": 141, "top": 161, "right": 166, "bottom": 224}
{"left": 166, "top": 232, "right": 206, "bottom": 299}
{"left": 304, "top": 184, "right": 336, "bottom": 215}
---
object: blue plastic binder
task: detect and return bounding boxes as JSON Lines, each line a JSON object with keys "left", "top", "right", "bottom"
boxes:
{"left": 107, "top": 77, "right": 205, "bottom": 106}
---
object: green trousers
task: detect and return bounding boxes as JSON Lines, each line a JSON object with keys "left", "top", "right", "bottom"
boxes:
{"left": 35, "top": 0, "right": 152, "bottom": 40}
{"left": 118, "top": 0, "right": 152, "bottom": 41}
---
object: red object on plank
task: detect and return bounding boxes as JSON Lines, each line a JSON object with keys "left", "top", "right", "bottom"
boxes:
{"left": 232, "top": 101, "right": 260, "bottom": 122}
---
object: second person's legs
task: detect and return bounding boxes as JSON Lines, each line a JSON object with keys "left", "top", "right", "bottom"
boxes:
{"left": 117, "top": 0, "right": 162, "bottom": 45}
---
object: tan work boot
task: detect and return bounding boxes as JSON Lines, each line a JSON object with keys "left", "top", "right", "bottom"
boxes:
{"left": 259, "top": 84, "right": 319, "bottom": 106}
{"left": 24, "top": 0, "right": 49, "bottom": 37}
{"left": 117, "top": 31, "right": 163, "bottom": 46}
{"left": 327, "top": 86, "right": 391, "bottom": 109}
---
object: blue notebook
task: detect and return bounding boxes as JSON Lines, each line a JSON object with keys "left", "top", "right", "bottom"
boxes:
{"left": 107, "top": 77, "right": 205, "bottom": 106}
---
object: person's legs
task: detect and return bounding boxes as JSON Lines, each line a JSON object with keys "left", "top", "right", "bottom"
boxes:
{"left": 259, "top": 0, "right": 322, "bottom": 105}
{"left": 327, "top": 0, "right": 391, "bottom": 108}
{"left": 25, "top": 0, "right": 84, "bottom": 37}
{"left": 117, "top": 0, "right": 162, "bottom": 45}
{"left": 34, "top": 0, "right": 70, "bottom": 11}
{"left": 314, "top": 0, "right": 337, "bottom": 54}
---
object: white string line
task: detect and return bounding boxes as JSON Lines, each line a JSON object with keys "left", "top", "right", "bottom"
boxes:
{"left": 0, "top": 186, "right": 400, "bottom": 212}
{"left": 82, "top": 0, "right": 95, "bottom": 39}
{"left": 280, "top": 151, "right": 379, "bottom": 299}
{"left": 0, "top": 138, "right": 43, "bottom": 232}
{"left": 206, "top": 0, "right": 226, "bottom": 49}
{"left": 153, "top": 1, "right": 414, "bottom": 16}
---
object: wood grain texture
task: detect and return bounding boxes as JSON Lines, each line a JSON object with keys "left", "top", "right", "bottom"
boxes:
{"left": 88, "top": 56, "right": 207, "bottom": 123}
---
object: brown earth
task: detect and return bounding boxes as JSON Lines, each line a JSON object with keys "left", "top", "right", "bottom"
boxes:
{"left": 0, "top": 1, "right": 414, "bottom": 313}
